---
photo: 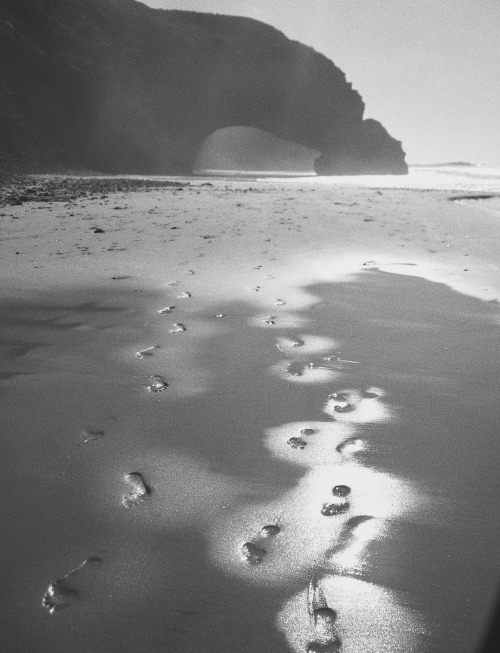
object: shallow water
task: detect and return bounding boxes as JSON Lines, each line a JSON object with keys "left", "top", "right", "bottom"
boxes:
{"left": 0, "top": 269, "right": 499, "bottom": 652}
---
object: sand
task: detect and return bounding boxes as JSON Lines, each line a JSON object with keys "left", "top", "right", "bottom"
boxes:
{"left": 1, "top": 172, "right": 499, "bottom": 652}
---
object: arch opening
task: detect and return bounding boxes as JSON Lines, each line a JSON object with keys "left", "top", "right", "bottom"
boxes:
{"left": 193, "top": 126, "right": 320, "bottom": 176}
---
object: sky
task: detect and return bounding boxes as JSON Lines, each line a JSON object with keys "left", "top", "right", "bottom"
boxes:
{"left": 142, "top": 0, "right": 499, "bottom": 165}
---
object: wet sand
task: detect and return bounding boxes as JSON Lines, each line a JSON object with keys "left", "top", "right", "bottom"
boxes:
{"left": 1, "top": 175, "right": 500, "bottom": 652}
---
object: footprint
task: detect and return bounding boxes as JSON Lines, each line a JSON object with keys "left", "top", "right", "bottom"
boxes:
{"left": 334, "top": 404, "right": 355, "bottom": 414}
{"left": 336, "top": 437, "right": 364, "bottom": 455}
{"left": 307, "top": 578, "right": 342, "bottom": 652}
{"left": 332, "top": 485, "right": 351, "bottom": 497}
{"left": 177, "top": 291, "right": 191, "bottom": 299}
{"left": 42, "top": 580, "right": 78, "bottom": 614}
{"left": 287, "top": 437, "right": 307, "bottom": 450}
{"left": 240, "top": 542, "right": 266, "bottom": 565}
{"left": 321, "top": 500, "right": 349, "bottom": 516}
{"left": 300, "top": 428, "right": 316, "bottom": 436}
{"left": 324, "top": 388, "right": 388, "bottom": 423}
{"left": 122, "top": 472, "right": 151, "bottom": 508}
{"left": 135, "top": 346, "right": 158, "bottom": 358}
{"left": 287, "top": 362, "right": 307, "bottom": 377}
{"left": 276, "top": 336, "right": 304, "bottom": 352}
{"left": 263, "top": 316, "right": 276, "bottom": 325}
{"left": 148, "top": 375, "right": 168, "bottom": 393}
{"left": 170, "top": 323, "right": 186, "bottom": 333}
{"left": 361, "top": 389, "right": 379, "bottom": 399}
{"left": 327, "top": 392, "right": 352, "bottom": 412}
{"left": 42, "top": 557, "right": 103, "bottom": 615}
{"left": 260, "top": 524, "right": 281, "bottom": 538}
{"left": 80, "top": 429, "right": 105, "bottom": 443}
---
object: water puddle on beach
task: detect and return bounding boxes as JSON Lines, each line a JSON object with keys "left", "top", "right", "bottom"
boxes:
{"left": 0, "top": 270, "right": 499, "bottom": 652}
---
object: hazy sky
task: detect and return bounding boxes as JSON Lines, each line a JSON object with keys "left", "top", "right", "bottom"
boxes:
{"left": 143, "top": 0, "right": 499, "bottom": 164}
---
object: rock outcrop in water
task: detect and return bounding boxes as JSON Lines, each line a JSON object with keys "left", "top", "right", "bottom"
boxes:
{"left": 0, "top": 0, "right": 408, "bottom": 175}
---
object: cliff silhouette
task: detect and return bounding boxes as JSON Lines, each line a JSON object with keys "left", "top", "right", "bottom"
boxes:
{"left": 0, "top": 0, "right": 408, "bottom": 175}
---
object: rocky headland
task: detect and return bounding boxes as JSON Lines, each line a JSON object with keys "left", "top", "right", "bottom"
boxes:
{"left": 0, "top": 0, "right": 407, "bottom": 175}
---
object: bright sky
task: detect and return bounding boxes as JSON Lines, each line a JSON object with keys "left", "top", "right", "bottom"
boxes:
{"left": 142, "top": 0, "right": 499, "bottom": 164}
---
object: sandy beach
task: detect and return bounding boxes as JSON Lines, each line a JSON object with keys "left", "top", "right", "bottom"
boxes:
{"left": 1, "top": 169, "right": 500, "bottom": 652}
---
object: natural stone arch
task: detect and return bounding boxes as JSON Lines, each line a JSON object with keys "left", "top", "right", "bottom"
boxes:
{"left": 193, "top": 126, "right": 320, "bottom": 175}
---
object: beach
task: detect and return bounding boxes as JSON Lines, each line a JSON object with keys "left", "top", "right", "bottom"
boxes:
{"left": 1, "top": 167, "right": 500, "bottom": 652}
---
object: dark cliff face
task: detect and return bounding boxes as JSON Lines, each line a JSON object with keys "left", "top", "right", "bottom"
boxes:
{"left": 0, "top": 0, "right": 408, "bottom": 175}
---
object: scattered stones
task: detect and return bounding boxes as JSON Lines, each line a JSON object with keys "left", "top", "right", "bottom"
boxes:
{"left": 0, "top": 177, "right": 189, "bottom": 208}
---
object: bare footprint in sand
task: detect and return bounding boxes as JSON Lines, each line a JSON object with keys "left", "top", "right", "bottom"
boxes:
{"left": 122, "top": 472, "right": 151, "bottom": 508}
{"left": 240, "top": 517, "right": 283, "bottom": 565}
{"left": 42, "top": 557, "right": 103, "bottom": 615}
{"left": 135, "top": 345, "right": 159, "bottom": 358}
{"left": 324, "top": 388, "right": 389, "bottom": 423}
{"left": 80, "top": 428, "right": 105, "bottom": 443}
{"left": 170, "top": 323, "right": 186, "bottom": 333}
{"left": 306, "top": 578, "right": 342, "bottom": 652}
{"left": 148, "top": 375, "right": 168, "bottom": 393}
{"left": 240, "top": 541, "right": 267, "bottom": 565}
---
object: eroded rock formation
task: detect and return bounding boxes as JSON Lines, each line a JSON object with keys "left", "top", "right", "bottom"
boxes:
{"left": 0, "top": 0, "right": 408, "bottom": 175}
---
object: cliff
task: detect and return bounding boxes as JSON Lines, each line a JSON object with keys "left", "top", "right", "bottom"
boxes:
{"left": 0, "top": 0, "right": 408, "bottom": 175}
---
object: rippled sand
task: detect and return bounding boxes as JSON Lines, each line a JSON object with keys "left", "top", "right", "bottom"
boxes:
{"left": 1, "top": 175, "right": 500, "bottom": 652}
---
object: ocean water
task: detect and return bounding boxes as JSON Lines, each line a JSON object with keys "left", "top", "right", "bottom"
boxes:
{"left": 192, "top": 163, "right": 500, "bottom": 194}
{"left": 269, "top": 164, "right": 500, "bottom": 194}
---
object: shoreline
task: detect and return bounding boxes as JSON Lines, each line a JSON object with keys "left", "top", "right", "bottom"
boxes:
{"left": 1, "top": 175, "right": 499, "bottom": 306}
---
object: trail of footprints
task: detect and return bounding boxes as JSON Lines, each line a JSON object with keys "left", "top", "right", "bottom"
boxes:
{"left": 43, "top": 286, "right": 188, "bottom": 614}
{"left": 43, "top": 281, "right": 398, "bottom": 651}
{"left": 236, "top": 323, "right": 390, "bottom": 652}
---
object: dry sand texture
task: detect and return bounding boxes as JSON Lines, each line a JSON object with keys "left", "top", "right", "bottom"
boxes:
{"left": 1, "top": 176, "right": 500, "bottom": 652}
